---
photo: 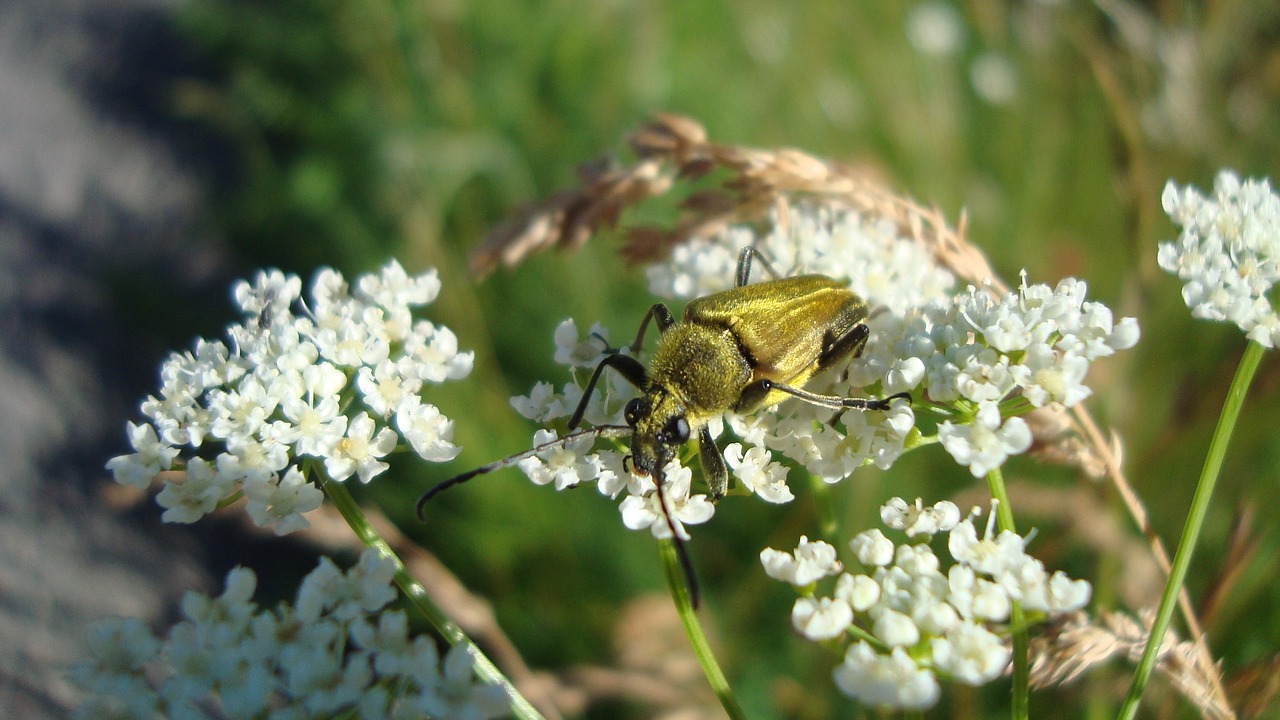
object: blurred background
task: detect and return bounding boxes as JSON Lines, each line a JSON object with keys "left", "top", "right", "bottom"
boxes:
{"left": 3, "top": 0, "right": 1279, "bottom": 717}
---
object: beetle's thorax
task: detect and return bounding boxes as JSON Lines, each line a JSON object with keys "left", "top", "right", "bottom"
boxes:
{"left": 647, "top": 321, "right": 752, "bottom": 416}
{"left": 626, "top": 321, "right": 752, "bottom": 477}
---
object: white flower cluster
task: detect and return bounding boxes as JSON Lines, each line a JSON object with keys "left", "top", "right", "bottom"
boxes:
{"left": 71, "top": 550, "right": 510, "bottom": 720}
{"left": 1158, "top": 170, "right": 1280, "bottom": 348}
{"left": 646, "top": 203, "right": 956, "bottom": 315}
{"left": 651, "top": 204, "right": 1137, "bottom": 479}
{"left": 851, "top": 274, "right": 1139, "bottom": 476}
{"left": 761, "top": 498, "right": 1091, "bottom": 710}
{"left": 506, "top": 202, "right": 1139, "bottom": 533}
{"left": 106, "top": 261, "right": 473, "bottom": 534}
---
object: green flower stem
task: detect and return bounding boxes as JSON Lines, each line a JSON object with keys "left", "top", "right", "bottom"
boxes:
{"left": 985, "top": 467, "right": 1029, "bottom": 720}
{"left": 1117, "top": 339, "right": 1264, "bottom": 720}
{"left": 321, "top": 476, "right": 547, "bottom": 720}
{"left": 808, "top": 474, "right": 839, "bottom": 541}
{"left": 658, "top": 539, "right": 748, "bottom": 720}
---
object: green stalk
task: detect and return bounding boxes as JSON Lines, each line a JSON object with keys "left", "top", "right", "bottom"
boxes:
{"left": 986, "top": 466, "right": 1029, "bottom": 720}
{"left": 1117, "top": 340, "right": 1264, "bottom": 720}
{"left": 322, "top": 475, "right": 547, "bottom": 720}
{"left": 808, "top": 474, "right": 839, "bottom": 541}
{"left": 658, "top": 539, "right": 748, "bottom": 720}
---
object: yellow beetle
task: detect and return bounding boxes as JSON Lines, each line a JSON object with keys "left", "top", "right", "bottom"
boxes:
{"left": 419, "top": 247, "right": 908, "bottom": 605}
{"left": 579, "top": 247, "right": 907, "bottom": 500}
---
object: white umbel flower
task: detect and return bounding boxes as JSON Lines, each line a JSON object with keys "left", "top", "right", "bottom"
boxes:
{"left": 323, "top": 412, "right": 399, "bottom": 483}
{"left": 937, "top": 401, "right": 1033, "bottom": 477}
{"left": 725, "top": 442, "right": 794, "bottom": 503}
{"left": 108, "top": 261, "right": 473, "bottom": 534}
{"left": 73, "top": 550, "right": 510, "bottom": 719}
{"left": 1158, "top": 170, "right": 1280, "bottom": 347}
{"left": 792, "top": 596, "right": 855, "bottom": 641}
{"left": 833, "top": 643, "right": 940, "bottom": 710}
{"left": 764, "top": 497, "right": 1090, "bottom": 710}
{"left": 880, "top": 497, "right": 961, "bottom": 537}
{"left": 619, "top": 464, "right": 715, "bottom": 540}
{"left": 760, "top": 536, "right": 843, "bottom": 586}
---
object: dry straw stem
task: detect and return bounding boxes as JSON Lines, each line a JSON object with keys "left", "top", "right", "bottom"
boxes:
{"left": 1030, "top": 611, "right": 1234, "bottom": 720}
{"left": 1223, "top": 652, "right": 1280, "bottom": 720}
{"left": 469, "top": 113, "right": 1231, "bottom": 716}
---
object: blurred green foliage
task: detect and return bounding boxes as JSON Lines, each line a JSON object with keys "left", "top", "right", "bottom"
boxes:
{"left": 175, "top": 0, "right": 1280, "bottom": 717}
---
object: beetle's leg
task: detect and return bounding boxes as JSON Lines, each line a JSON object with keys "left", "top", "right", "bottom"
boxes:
{"left": 818, "top": 322, "right": 871, "bottom": 373}
{"left": 697, "top": 425, "right": 729, "bottom": 499}
{"left": 627, "top": 303, "right": 678, "bottom": 353}
{"left": 587, "top": 331, "right": 614, "bottom": 353}
{"left": 568, "top": 354, "right": 649, "bottom": 429}
{"left": 737, "top": 378, "right": 911, "bottom": 414}
{"left": 734, "top": 246, "right": 784, "bottom": 287}
{"left": 650, "top": 463, "right": 702, "bottom": 609}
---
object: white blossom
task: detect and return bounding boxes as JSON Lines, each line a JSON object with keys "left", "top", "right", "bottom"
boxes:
{"left": 937, "top": 401, "right": 1033, "bottom": 477}
{"left": 106, "top": 421, "right": 179, "bottom": 488}
{"left": 357, "top": 360, "right": 423, "bottom": 418}
{"left": 833, "top": 643, "right": 940, "bottom": 710}
{"left": 792, "top": 597, "right": 854, "bottom": 641}
{"left": 395, "top": 398, "right": 462, "bottom": 463}
{"left": 724, "top": 442, "right": 793, "bottom": 503}
{"left": 760, "top": 536, "right": 843, "bottom": 586}
{"left": 356, "top": 259, "right": 440, "bottom": 309}
{"left": 872, "top": 609, "right": 921, "bottom": 647}
{"left": 764, "top": 497, "right": 1090, "bottom": 710}
{"left": 1159, "top": 171, "right": 1280, "bottom": 347}
{"left": 401, "top": 322, "right": 474, "bottom": 383}
{"left": 849, "top": 529, "right": 895, "bottom": 567}
{"left": 835, "top": 572, "right": 881, "bottom": 611}
{"left": 880, "top": 497, "right": 960, "bottom": 537}
{"left": 156, "top": 458, "right": 232, "bottom": 524}
{"left": 619, "top": 464, "right": 715, "bottom": 540}
{"left": 931, "top": 620, "right": 1010, "bottom": 685}
{"left": 75, "top": 551, "right": 509, "bottom": 719}
{"left": 323, "top": 413, "right": 398, "bottom": 483}
{"left": 109, "top": 261, "right": 473, "bottom": 533}
{"left": 243, "top": 467, "right": 324, "bottom": 535}
{"left": 516, "top": 428, "right": 601, "bottom": 490}
{"left": 504, "top": 198, "right": 1134, "bottom": 607}
{"left": 553, "top": 318, "right": 610, "bottom": 368}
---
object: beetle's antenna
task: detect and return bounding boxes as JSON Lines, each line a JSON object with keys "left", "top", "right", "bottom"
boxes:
{"left": 416, "top": 424, "right": 631, "bottom": 520}
{"left": 651, "top": 463, "right": 701, "bottom": 610}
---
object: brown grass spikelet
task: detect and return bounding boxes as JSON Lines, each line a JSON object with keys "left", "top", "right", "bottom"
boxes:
{"left": 1030, "top": 610, "right": 1234, "bottom": 720}
{"left": 467, "top": 112, "right": 1000, "bottom": 284}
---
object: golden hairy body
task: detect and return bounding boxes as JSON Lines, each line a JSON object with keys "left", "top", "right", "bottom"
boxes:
{"left": 626, "top": 270, "right": 884, "bottom": 499}
{"left": 645, "top": 275, "right": 868, "bottom": 426}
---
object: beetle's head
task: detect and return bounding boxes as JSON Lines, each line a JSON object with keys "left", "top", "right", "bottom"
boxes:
{"left": 623, "top": 389, "right": 689, "bottom": 478}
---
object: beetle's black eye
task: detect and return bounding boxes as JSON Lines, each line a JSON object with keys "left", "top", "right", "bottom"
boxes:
{"left": 624, "top": 398, "right": 646, "bottom": 426}
{"left": 663, "top": 416, "right": 690, "bottom": 445}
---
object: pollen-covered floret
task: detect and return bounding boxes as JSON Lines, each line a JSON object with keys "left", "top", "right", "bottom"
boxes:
{"left": 107, "top": 261, "right": 472, "bottom": 534}
{"left": 761, "top": 497, "right": 1090, "bottom": 710}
